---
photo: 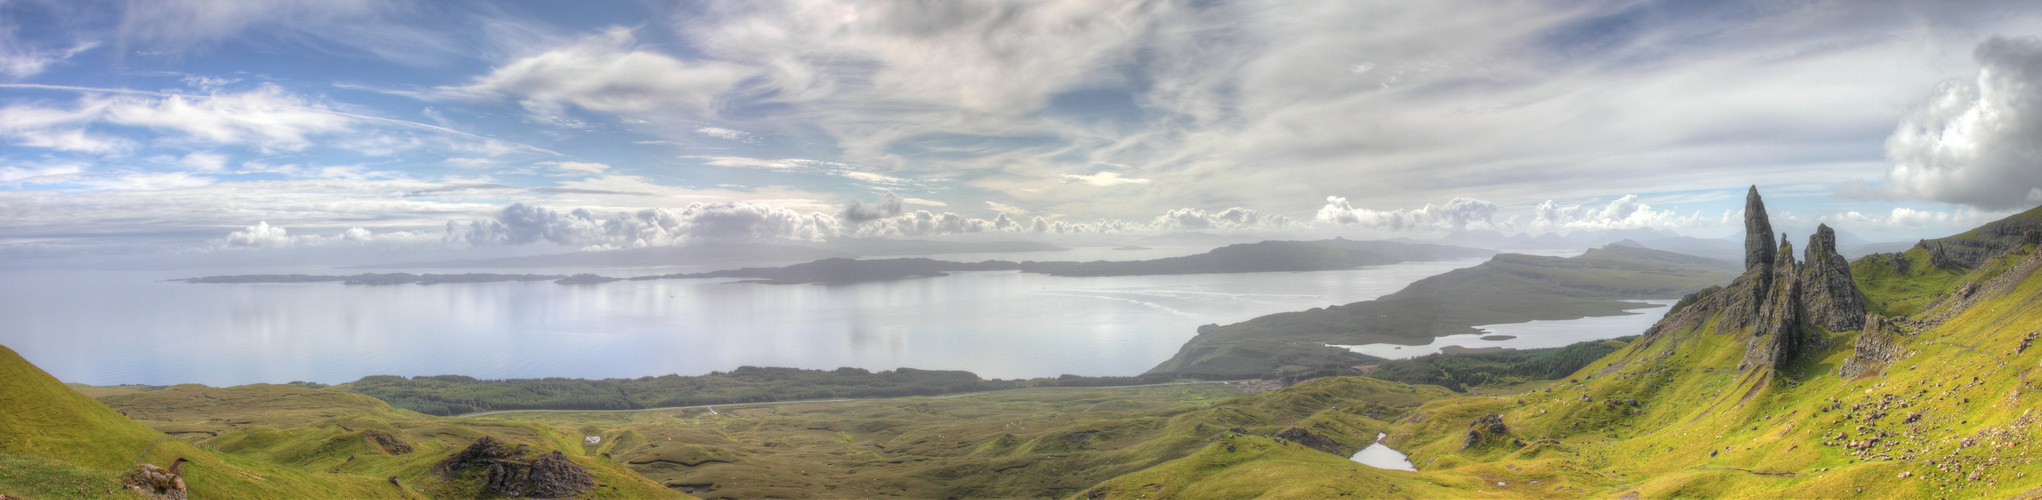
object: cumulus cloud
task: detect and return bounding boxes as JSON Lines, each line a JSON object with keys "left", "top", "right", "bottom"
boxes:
{"left": 1527, "top": 195, "right": 1734, "bottom": 232}
{"left": 1874, "top": 36, "right": 2042, "bottom": 209}
{"left": 447, "top": 27, "right": 758, "bottom": 115}
{"left": 1317, "top": 196, "right": 1498, "bottom": 230}
{"left": 220, "top": 221, "right": 431, "bottom": 249}
{"left": 444, "top": 201, "right": 841, "bottom": 249}
{"left": 442, "top": 199, "right": 1299, "bottom": 249}
{"left": 840, "top": 191, "right": 905, "bottom": 223}
{"left": 1816, "top": 207, "right": 2015, "bottom": 230}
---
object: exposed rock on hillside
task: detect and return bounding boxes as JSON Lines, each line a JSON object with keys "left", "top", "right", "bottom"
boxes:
{"left": 1273, "top": 427, "right": 1344, "bottom": 455}
{"left": 1462, "top": 414, "right": 1509, "bottom": 449}
{"left": 432, "top": 437, "right": 594, "bottom": 498}
{"left": 1837, "top": 314, "right": 1917, "bottom": 378}
{"left": 1741, "top": 235, "right": 1802, "bottom": 371}
{"left": 120, "top": 459, "right": 188, "bottom": 500}
{"left": 363, "top": 429, "right": 412, "bottom": 454}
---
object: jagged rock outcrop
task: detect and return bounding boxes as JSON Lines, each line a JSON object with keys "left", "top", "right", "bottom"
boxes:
{"left": 1461, "top": 414, "right": 1509, "bottom": 449}
{"left": 1742, "top": 235, "right": 1802, "bottom": 371}
{"left": 1799, "top": 224, "right": 1869, "bottom": 331}
{"left": 1743, "top": 186, "right": 1776, "bottom": 270}
{"left": 1838, "top": 314, "right": 1917, "bottom": 378}
{"left": 1726, "top": 188, "right": 1779, "bottom": 330}
{"left": 432, "top": 437, "right": 595, "bottom": 499}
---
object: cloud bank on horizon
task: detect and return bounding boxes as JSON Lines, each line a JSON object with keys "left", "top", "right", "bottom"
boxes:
{"left": 2, "top": 0, "right": 2040, "bottom": 256}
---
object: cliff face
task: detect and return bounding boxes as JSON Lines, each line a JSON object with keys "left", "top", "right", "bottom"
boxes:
{"left": 1799, "top": 224, "right": 1870, "bottom": 331}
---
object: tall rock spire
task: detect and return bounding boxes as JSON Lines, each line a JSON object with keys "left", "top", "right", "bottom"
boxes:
{"left": 1744, "top": 186, "right": 1776, "bottom": 271}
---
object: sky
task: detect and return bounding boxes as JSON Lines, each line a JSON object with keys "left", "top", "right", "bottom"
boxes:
{"left": 2, "top": 0, "right": 2040, "bottom": 259}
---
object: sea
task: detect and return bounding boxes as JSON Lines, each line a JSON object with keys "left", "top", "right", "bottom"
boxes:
{"left": 2, "top": 247, "right": 1509, "bottom": 386}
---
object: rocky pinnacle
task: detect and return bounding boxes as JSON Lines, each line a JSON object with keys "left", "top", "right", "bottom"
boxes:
{"left": 1744, "top": 186, "right": 1776, "bottom": 271}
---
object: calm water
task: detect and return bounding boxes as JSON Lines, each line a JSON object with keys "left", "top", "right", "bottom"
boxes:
{"left": 1332, "top": 299, "right": 1677, "bottom": 359}
{"left": 1350, "top": 433, "right": 1416, "bottom": 471}
{"left": 0, "top": 257, "right": 1485, "bottom": 386}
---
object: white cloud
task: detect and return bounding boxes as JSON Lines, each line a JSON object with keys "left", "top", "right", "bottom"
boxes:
{"left": 180, "top": 152, "right": 228, "bottom": 171}
{"left": 0, "top": 164, "right": 83, "bottom": 183}
{"left": 1874, "top": 36, "right": 2042, "bottom": 210}
{"left": 695, "top": 126, "right": 758, "bottom": 143}
{"left": 447, "top": 27, "right": 758, "bottom": 115}
{"left": 840, "top": 192, "right": 904, "bottom": 223}
{"left": 1062, "top": 171, "right": 1151, "bottom": 187}
{"left": 77, "top": 172, "right": 215, "bottom": 191}
{"left": 1317, "top": 196, "right": 1499, "bottom": 231}
{"left": 903, "top": 197, "right": 946, "bottom": 207}
{"left": 985, "top": 201, "right": 1029, "bottom": 215}
{"left": 688, "top": 155, "right": 918, "bottom": 186}
{"left": 219, "top": 221, "right": 433, "bottom": 249}
{"left": 1526, "top": 195, "right": 1734, "bottom": 232}
{"left": 1817, "top": 207, "right": 2015, "bottom": 230}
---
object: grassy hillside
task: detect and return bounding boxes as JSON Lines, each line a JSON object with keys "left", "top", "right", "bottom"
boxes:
{"left": 0, "top": 346, "right": 408, "bottom": 499}
{"left": 1084, "top": 223, "right": 2042, "bottom": 499}
{"left": 1148, "top": 244, "right": 1737, "bottom": 378}
{"left": 467, "top": 378, "right": 1456, "bottom": 499}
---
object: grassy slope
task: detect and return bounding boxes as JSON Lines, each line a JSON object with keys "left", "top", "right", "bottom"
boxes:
{"left": 1085, "top": 239, "right": 2042, "bottom": 499}
{"left": 1149, "top": 245, "right": 1738, "bottom": 377}
{"left": 94, "top": 382, "right": 687, "bottom": 500}
{"left": 0, "top": 345, "right": 408, "bottom": 499}
{"left": 467, "top": 378, "right": 1456, "bottom": 499}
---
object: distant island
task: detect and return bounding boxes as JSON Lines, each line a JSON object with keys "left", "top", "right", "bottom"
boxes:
{"left": 180, "top": 238, "right": 1494, "bottom": 286}
{"left": 346, "top": 239, "right": 1068, "bottom": 269}
{"left": 174, "top": 273, "right": 587, "bottom": 285}
{"left": 631, "top": 239, "right": 1495, "bottom": 284}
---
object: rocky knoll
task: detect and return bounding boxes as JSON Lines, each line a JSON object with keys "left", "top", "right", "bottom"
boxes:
{"left": 432, "top": 437, "right": 595, "bottom": 498}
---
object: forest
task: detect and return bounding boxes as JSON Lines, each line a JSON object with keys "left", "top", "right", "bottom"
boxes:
{"left": 1359, "top": 337, "right": 1635, "bottom": 392}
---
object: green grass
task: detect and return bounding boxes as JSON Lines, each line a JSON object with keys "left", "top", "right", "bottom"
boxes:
{"left": 460, "top": 378, "right": 1455, "bottom": 499}
{"left": 1081, "top": 240, "right": 2042, "bottom": 499}
{"left": 0, "top": 454, "right": 145, "bottom": 499}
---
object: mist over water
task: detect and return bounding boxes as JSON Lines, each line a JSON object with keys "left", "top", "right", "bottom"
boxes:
{"left": 0, "top": 256, "right": 1486, "bottom": 386}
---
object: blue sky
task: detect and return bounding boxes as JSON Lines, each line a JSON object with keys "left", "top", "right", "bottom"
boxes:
{"left": 2, "top": 0, "right": 2040, "bottom": 256}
